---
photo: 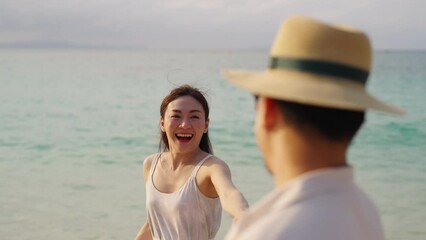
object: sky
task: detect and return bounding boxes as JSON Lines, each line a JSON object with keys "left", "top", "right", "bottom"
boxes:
{"left": 1, "top": 0, "right": 425, "bottom": 50}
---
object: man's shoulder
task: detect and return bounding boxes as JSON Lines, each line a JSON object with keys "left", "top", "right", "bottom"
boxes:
{"left": 230, "top": 187, "right": 383, "bottom": 240}
{"left": 233, "top": 205, "right": 377, "bottom": 240}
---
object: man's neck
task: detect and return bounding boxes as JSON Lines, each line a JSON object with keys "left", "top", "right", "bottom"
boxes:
{"left": 269, "top": 129, "right": 349, "bottom": 187}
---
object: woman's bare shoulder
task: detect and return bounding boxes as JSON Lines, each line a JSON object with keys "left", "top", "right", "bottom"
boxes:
{"left": 143, "top": 153, "right": 158, "bottom": 167}
{"left": 142, "top": 153, "right": 159, "bottom": 179}
{"left": 203, "top": 155, "right": 229, "bottom": 169}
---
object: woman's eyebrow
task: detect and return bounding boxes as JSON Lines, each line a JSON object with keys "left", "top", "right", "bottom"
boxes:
{"left": 170, "top": 109, "right": 202, "bottom": 113}
{"left": 190, "top": 110, "right": 202, "bottom": 113}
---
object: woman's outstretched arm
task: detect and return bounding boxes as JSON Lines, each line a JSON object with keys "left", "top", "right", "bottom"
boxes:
{"left": 209, "top": 159, "right": 249, "bottom": 222}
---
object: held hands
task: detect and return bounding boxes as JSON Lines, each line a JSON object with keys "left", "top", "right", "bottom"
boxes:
{"left": 232, "top": 208, "right": 249, "bottom": 225}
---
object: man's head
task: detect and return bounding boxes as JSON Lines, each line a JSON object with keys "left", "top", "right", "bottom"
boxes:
{"left": 224, "top": 16, "right": 404, "bottom": 176}
{"left": 253, "top": 95, "right": 364, "bottom": 173}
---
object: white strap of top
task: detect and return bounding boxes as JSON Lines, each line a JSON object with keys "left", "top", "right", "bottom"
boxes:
{"left": 190, "top": 154, "right": 213, "bottom": 179}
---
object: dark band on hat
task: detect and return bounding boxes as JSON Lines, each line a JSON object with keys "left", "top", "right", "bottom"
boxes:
{"left": 269, "top": 57, "right": 369, "bottom": 84}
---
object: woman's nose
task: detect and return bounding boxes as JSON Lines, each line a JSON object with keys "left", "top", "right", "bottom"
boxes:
{"left": 179, "top": 118, "right": 191, "bottom": 128}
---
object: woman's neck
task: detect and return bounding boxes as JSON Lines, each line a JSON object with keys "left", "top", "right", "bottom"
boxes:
{"left": 167, "top": 148, "right": 204, "bottom": 170}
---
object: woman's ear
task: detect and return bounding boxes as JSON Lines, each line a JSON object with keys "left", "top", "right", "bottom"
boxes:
{"left": 204, "top": 118, "right": 210, "bottom": 133}
{"left": 160, "top": 117, "right": 165, "bottom": 132}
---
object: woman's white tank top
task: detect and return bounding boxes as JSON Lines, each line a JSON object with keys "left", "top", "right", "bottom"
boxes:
{"left": 146, "top": 153, "right": 222, "bottom": 240}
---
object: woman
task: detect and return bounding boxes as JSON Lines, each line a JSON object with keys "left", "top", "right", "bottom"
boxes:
{"left": 135, "top": 85, "right": 248, "bottom": 240}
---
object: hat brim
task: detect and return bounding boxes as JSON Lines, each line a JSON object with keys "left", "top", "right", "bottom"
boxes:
{"left": 223, "top": 69, "right": 405, "bottom": 116}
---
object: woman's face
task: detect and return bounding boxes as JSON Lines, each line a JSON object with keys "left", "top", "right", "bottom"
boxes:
{"left": 161, "top": 96, "right": 209, "bottom": 154}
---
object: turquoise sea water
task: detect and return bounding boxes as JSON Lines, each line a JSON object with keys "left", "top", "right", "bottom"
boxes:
{"left": 0, "top": 49, "right": 425, "bottom": 240}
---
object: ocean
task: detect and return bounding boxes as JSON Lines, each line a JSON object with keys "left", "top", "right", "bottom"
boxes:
{"left": 0, "top": 49, "right": 425, "bottom": 240}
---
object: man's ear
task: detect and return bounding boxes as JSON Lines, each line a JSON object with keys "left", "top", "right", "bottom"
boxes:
{"left": 263, "top": 97, "right": 279, "bottom": 130}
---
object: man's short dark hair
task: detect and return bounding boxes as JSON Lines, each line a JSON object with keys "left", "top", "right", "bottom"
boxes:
{"left": 274, "top": 99, "right": 365, "bottom": 141}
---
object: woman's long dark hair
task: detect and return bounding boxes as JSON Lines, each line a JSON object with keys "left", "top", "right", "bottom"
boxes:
{"left": 159, "top": 85, "right": 213, "bottom": 154}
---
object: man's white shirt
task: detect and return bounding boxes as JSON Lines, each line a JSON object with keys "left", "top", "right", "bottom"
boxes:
{"left": 225, "top": 167, "right": 385, "bottom": 240}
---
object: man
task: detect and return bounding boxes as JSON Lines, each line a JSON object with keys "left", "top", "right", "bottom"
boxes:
{"left": 223, "top": 16, "right": 404, "bottom": 240}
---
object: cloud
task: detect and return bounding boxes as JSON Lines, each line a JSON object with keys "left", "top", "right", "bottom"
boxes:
{"left": 0, "top": 0, "right": 425, "bottom": 49}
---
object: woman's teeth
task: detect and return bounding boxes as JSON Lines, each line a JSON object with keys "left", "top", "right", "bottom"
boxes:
{"left": 176, "top": 134, "right": 193, "bottom": 141}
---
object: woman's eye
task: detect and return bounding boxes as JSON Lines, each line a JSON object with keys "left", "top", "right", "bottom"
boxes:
{"left": 171, "top": 115, "right": 180, "bottom": 119}
{"left": 190, "top": 116, "right": 200, "bottom": 119}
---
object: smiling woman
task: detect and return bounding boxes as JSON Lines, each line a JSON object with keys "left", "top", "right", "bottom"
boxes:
{"left": 134, "top": 85, "right": 249, "bottom": 240}
{"left": 159, "top": 86, "right": 212, "bottom": 154}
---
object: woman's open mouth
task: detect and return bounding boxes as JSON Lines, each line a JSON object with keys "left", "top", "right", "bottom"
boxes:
{"left": 176, "top": 133, "right": 193, "bottom": 142}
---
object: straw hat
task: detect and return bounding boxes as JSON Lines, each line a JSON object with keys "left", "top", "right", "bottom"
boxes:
{"left": 223, "top": 16, "right": 405, "bottom": 115}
